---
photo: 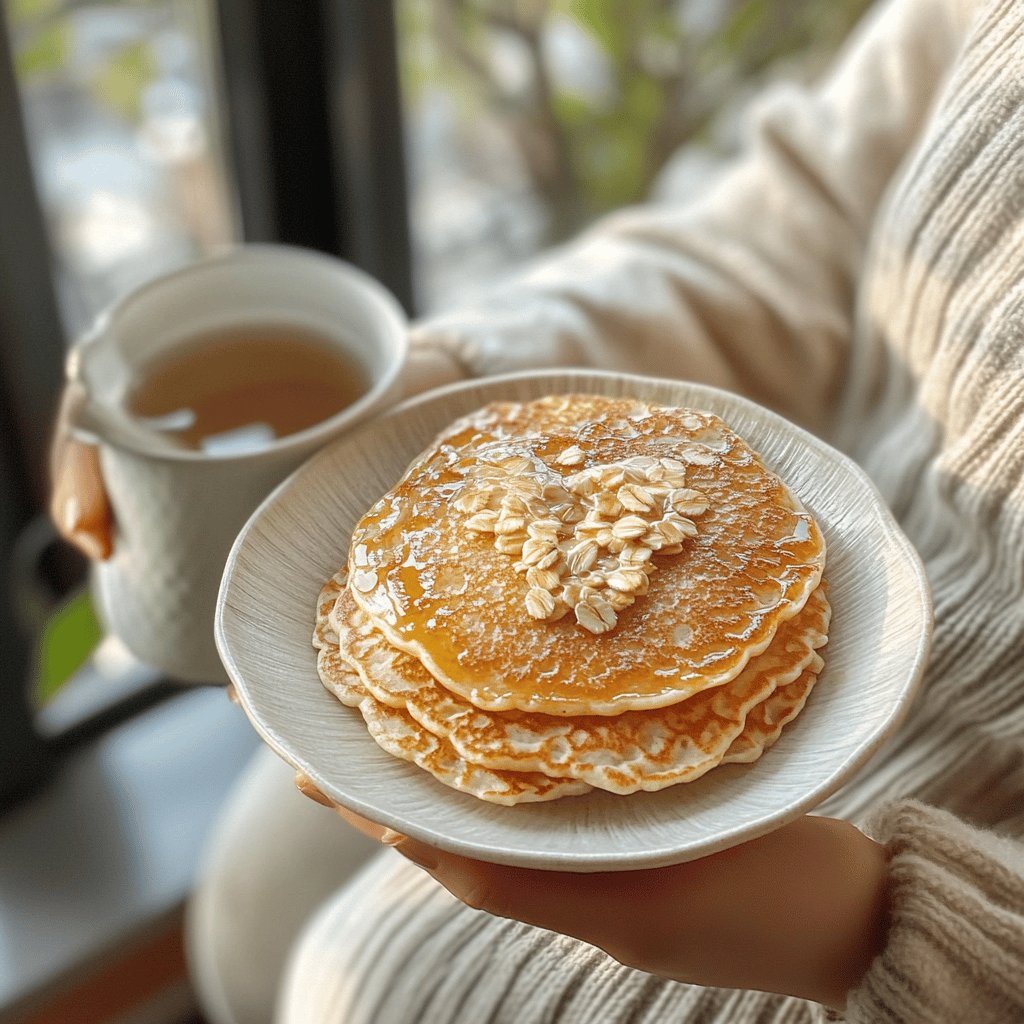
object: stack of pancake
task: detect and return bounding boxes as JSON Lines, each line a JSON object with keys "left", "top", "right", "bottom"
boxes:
{"left": 314, "top": 396, "right": 829, "bottom": 805}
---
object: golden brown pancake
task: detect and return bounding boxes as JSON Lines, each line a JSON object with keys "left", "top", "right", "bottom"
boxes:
{"left": 315, "top": 575, "right": 827, "bottom": 801}
{"left": 314, "top": 574, "right": 590, "bottom": 804}
{"left": 348, "top": 396, "right": 826, "bottom": 715}
{"left": 312, "top": 571, "right": 358, "bottom": 704}
{"left": 720, "top": 661, "right": 820, "bottom": 765}
{"left": 333, "top": 584, "right": 829, "bottom": 794}
{"left": 314, "top": 397, "right": 830, "bottom": 803}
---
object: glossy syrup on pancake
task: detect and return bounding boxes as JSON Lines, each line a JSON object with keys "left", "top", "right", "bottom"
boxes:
{"left": 348, "top": 396, "right": 826, "bottom": 716}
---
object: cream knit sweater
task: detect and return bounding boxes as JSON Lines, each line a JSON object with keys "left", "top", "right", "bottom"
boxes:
{"left": 279, "top": 0, "right": 1024, "bottom": 1020}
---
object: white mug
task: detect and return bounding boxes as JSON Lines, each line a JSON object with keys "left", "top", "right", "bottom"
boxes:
{"left": 65, "top": 244, "right": 408, "bottom": 682}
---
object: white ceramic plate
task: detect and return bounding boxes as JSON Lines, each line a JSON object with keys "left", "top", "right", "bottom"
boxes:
{"left": 216, "top": 371, "right": 932, "bottom": 871}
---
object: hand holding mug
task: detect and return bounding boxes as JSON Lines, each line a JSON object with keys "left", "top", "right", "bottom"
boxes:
{"left": 52, "top": 245, "right": 412, "bottom": 682}
{"left": 51, "top": 388, "right": 113, "bottom": 562}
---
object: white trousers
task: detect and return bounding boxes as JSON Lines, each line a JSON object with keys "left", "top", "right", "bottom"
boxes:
{"left": 186, "top": 747, "right": 379, "bottom": 1024}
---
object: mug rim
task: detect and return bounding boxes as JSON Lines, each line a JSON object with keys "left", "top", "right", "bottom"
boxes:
{"left": 67, "top": 243, "right": 409, "bottom": 464}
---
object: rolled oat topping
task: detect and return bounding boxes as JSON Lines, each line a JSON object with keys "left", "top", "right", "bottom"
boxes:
{"left": 461, "top": 449, "right": 708, "bottom": 633}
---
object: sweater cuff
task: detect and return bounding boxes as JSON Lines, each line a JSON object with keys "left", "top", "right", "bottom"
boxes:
{"left": 844, "top": 800, "right": 1024, "bottom": 1024}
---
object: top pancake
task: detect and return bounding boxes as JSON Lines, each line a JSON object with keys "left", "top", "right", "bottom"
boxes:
{"left": 348, "top": 395, "right": 826, "bottom": 716}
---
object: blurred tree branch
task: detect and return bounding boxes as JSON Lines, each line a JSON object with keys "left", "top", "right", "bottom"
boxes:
{"left": 411, "top": 0, "right": 873, "bottom": 244}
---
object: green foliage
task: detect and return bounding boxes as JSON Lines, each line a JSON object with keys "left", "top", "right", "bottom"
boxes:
{"left": 404, "top": 0, "right": 875, "bottom": 242}
{"left": 36, "top": 590, "right": 103, "bottom": 705}
{"left": 719, "top": 0, "right": 770, "bottom": 55}
{"left": 13, "top": 15, "right": 68, "bottom": 78}
{"left": 568, "top": 0, "right": 633, "bottom": 66}
{"left": 10, "top": 0, "right": 69, "bottom": 80}
{"left": 91, "top": 39, "right": 156, "bottom": 121}
{"left": 8, "top": 0, "right": 62, "bottom": 22}
{"left": 576, "top": 74, "right": 663, "bottom": 211}
{"left": 397, "top": 0, "right": 445, "bottom": 103}
{"left": 10, "top": 0, "right": 159, "bottom": 123}
{"left": 554, "top": 1, "right": 681, "bottom": 210}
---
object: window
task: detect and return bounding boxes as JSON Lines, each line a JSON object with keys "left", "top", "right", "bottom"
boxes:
{"left": 8, "top": 0, "right": 237, "bottom": 338}
{"left": 0, "top": 0, "right": 415, "bottom": 810}
{"left": 395, "top": 0, "right": 873, "bottom": 311}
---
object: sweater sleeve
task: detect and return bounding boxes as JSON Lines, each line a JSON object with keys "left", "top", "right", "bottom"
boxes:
{"left": 843, "top": 800, "right": 1024, "bottom": 1024}
{"left": 410, "top": 0, "right": 967, "bottom": 435}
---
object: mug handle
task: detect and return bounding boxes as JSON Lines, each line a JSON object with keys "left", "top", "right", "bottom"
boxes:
{"left": 60, "top": 378, "right": 103, "bottom": 447}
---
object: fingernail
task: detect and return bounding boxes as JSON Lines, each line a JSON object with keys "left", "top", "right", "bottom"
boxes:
{"left": 62, "top": 495, "right": 80, "bottom": 534}
{"left": 68, "top": 528, "right": 107, "bottom": 561}
{"left": 294, "top": 771, "right": 336, "bottom": 808}
{"left": 394, "top": 838, "right": 439, "bottom": 872}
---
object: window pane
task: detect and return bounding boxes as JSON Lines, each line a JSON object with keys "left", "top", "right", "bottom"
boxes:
{"left": 396, "top": 0, "right": 873, "bottom": 313}
{"left": 4, "top": 0, "right": 238, "bottom": 340}
{"left": 3, "top": 0, "right": 240, "bottom": 714}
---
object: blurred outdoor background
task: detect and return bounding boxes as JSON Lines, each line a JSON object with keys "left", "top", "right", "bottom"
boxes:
{"left": 9, "top": 0, "right": 872, "bottom": 329}
{"left": 1, "top": 1, "right": 872, "bottom": 1021}
{"left": 5, "top": 0, "right": 874, "bottom": 713}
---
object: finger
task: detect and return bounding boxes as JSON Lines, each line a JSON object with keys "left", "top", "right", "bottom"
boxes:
{"left": 292, "top": 774, "right": 409, "bottom": 845}
{"left": 399, "top": 341, "right": 465, "bottom": 398}
{"left": 332, "top": 804, "right": 406, "bottom": 847}
{"left": 50, "top": 439, "right": 113, "bottom": 560}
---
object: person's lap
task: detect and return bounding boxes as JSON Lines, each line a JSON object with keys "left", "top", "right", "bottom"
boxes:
{"left": 277, "top": 850, "right": 818, "bottom": 1024}
{"left": 186, "top": 746, "right": 379, "bottom": 1024}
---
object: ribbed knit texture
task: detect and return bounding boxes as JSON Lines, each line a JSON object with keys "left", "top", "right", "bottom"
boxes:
{"left": 278, "top": 0, "right": 1024, "bottom": 1020}
{"left": 850, "top": 802, "right": 1024, "bottom": 1022}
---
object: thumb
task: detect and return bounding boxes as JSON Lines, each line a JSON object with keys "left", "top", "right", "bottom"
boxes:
{"left": 392, "top": 838, "right": 630, "bottom": 950}
{"left": 399, "top": 336, "right": 466, "bottom": 399}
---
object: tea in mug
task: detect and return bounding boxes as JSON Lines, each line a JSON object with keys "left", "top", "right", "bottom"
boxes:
{"left": 128, "top": 323, "right": 368, "bottom": 453}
